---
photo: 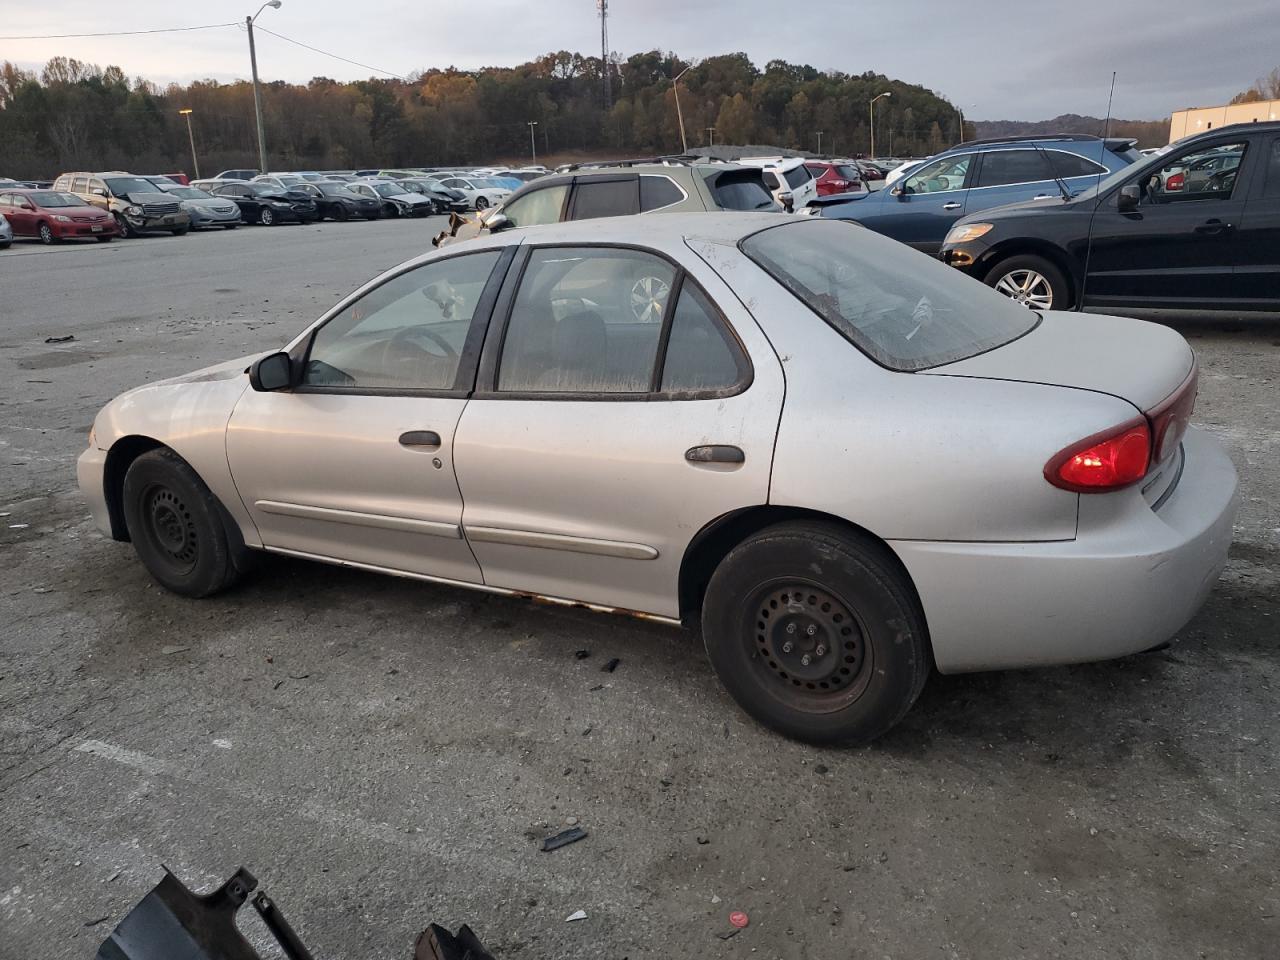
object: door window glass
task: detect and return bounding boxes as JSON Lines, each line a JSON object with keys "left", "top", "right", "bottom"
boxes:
{"left": 903, "top": 154, "right": 972, "bottom": 194}
{"left": 639, "top": 175, "right": 684, "bottom": 211}
{"left": 571, "top": 179, "right": 640, "bottom": 220}
{"left": 71, "top": 176, "right": 89, "bottom": 193}
{"left": 501, "top": 184, "right": 567, "bottom": 227}
{"left": 1263, "top": 139, "right": 1280, "bottom": 199}
{"left": 1047, "top": 151, "right": 1107, "bottom": 179}
{"left": 1141, "top": 142, "right": 1248, "bottom": 203}
{"left": 498, "top": 247, "right": 676, "bottom": 393}
{"left": 783, "top": 165, "right": 812, "bottom": 189}
{"left": 660, "top": 284, "right": 748, "bottom": 392}
{"left": 975, "top": 150, "right": 1053, "bottom": 188}
{"left": 303, "top": 251, "right": 500, "bottom": 390}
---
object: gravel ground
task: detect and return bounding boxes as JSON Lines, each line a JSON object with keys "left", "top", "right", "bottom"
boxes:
{"left": 1, "top": 219, "right": 1277, "bottom": 960}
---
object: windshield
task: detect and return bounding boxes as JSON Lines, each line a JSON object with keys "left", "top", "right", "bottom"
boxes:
{"left": 740, "top": 219, "right": 1039, "bottom": 372}
{"left": 165, "top": 187, "right": 208, "bottom": 200}
{"left": 25, "top": 191, "right": 84, "bottom": 207}
{"left": 247, "top": 184, "right": 285, "bottom": 197}
{"left": 320, "top": 184, "right": 359, "bottom": 197}
{"left": 104, "top": 176, "right": 161, "bottom": 196}
{"left": 370, "top": 183, "right": 406, "bottom": 197}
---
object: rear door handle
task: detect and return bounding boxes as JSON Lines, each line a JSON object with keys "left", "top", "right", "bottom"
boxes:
{"left": 942, "top": 202, "right": 962, "bottom": 211}
{"left": 685, "top": 444, "right": 745, "bottom": 464}
{"left": 1194, "top": 219, "right": 1231, "bottom": 236}
{"left": 398, "top": 430, "right": 441, "bottom": 449}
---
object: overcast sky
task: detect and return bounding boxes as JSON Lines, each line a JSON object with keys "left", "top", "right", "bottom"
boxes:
{"left": 4, "top": 0, "right": 1277, "bottom": 120}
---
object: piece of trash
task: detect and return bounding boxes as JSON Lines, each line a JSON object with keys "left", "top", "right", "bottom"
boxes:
{"left": 711, "top": 894, "right": 721, "bottom": 904}
{"left": 815, "top": 764, "right": 829, "bottom": 775}
{"left": 574, "top": 649, "right": 590, "bottom": 659}
{"left": 288, "top": 673, "right": 310, "bottom": 680}
{"left": 696, "top": 836, "right": 710, "bottom": 845}
{"left": 160, "top": 645, "right": 191, "bottom": 655}
{"left": 8, "top": 523, "right": 29, "bottom": 530}
{"left": 541, "top": 826, "right": 588, "bottom": 852}
{"left": 84, "top": 916, "right": 110, "bottom": 927}
{"left": 25, "top": 379, "right": 53, "bottom": 384}
{"left": 272, "top": 679, "right": 286, "bottom": 690}
{"left": 45, "top": 335, "right": 75, "bottom": 344}
{"left": 602, "top": 658, "right": 620, "bottom": 673}
{"left": 729, "top": 911, "right": 750, "bottom": 929}
{"left": 564, "top": 909, "right": 588, "bottom": 922}
{"left": 588, "top": 684, "right": 604, "bottom": 691}
{"left": 717, "top": 928, "right": 741, "bottom": 941}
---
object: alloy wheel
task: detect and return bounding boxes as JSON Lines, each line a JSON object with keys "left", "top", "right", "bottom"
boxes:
{"left": 629, "top": 275, "right": 671, "bottom": 323}
{"left": 39, "top": 223, "right": 55, "bottom": 244}
{"left": 993, "top": 269, "right": 1054, "bottom": 309}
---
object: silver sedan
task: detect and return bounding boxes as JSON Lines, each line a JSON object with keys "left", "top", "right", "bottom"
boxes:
{"left": 77, "top": 214, "right": 1238, "bottom": 744}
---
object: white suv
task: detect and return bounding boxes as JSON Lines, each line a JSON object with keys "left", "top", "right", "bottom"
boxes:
{"left": 738, "top": 157, "right": 818, "bottom": 211}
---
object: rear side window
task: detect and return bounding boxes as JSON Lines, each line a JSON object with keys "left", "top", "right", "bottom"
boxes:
{"left": 834, "top": 164, "right": 861, "bottom": 181}
{"left": 1047, "top": 152, "right": 1107, "bottom": 178}
{"left": 660, "top": 284, "right": 749, "bottom": 392}
{"left": 783, "top": 165, "right": 812, "bottom": 189}
{"left": 501, "top": 184, "right": 568, "bottom": 227}
{"left": 72, "top": 176, "right": 88, "bottom": 193}
{"left": 571, "top": 178, "right": 640, "bottom": 220}
{"left": 740, "top": 219, "right": 1039, "bottom": 372}
{"left": 639, "top": 175, "right": 683, "bottom": 211}
{"left": 708, "top": 171, "right": 777, "bottom": 211}
{"left": 1264, "top": 138, "right": 1280, "bottom": 199}
{"left": 976, "top": 150, "right": 1053, "bottom": 187}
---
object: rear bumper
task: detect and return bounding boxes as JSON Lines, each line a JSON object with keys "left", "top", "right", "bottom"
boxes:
{"left": 892, "top": 427, "right": 1238, "bottom": 673}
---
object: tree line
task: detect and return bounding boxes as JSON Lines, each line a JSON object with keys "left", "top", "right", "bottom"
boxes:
{"left": 0, "top": 51, "right": 971, "bottom": 179}
{"left": 1230, "top": 66, "right": 1280, "bottom": 104}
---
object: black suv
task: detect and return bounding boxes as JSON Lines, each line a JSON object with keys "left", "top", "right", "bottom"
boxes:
{"left": 938, "top": 122, "right": 1280, "bottom": 312}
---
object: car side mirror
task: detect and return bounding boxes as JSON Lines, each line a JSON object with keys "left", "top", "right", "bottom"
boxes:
{"left": 485, "top": 212, "right": 511, "bottom": 232}
{"left": 1117, "top": 184, "right": 1141, "bottom": 213}
{"left": 249, "top": 351, "right": 294, "bottom": 392}
{"left": 893, "top": 185, "right": 909, "bottom": 200}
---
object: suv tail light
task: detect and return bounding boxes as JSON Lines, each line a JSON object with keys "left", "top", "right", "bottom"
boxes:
{"left": 1046, "top": 419, "right": 1151, "bottom": 493}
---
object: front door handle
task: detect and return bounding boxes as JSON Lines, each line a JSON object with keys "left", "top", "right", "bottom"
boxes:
{"left": 1194, "top": 219, "right": 1232, "bottom": 236}
{"left": 942, "top": 202, "right": 962, "bottom": 211}
{"left": 685, "top": 444, "right": 745, "bottom": 464}
{"left": 398, "top": 430, "right": 441, "bottom": 449}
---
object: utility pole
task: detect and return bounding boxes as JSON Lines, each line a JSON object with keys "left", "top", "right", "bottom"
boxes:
{"left": 815, "top": 130, "right": 823, "bottom": 154}
{"left": 958, "top": 105, "right": 965, "bottom": 142}
{"left": 527, "top": 121, "right": 538, "bottom": 164}
{"left": 672, "top": 65, "right": 691, "bottom": 154}
{"left": 706, "top": 127, "right": 715, "bottom": 146}
{"left": 869, "top": 91, "right": 891, "bottom": 158}
{"left": 597, "top": 0, "right": 611, "bottom": 109}
{"left": 179, "top": 108, "right": 200, "bottom": 179}
{"left": 246, "top": 1, "right": 282, "bottom": 175}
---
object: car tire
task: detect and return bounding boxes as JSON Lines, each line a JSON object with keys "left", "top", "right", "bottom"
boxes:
{"left": 0, "top": 241, "right": 10, "bottom": 249}
{"left": 985, "top": 254, "right": 1070, "bottom": 311}
{"left": 334, "top": 205, "right": 349, "bottom": 222}
{"left": 121, "top": 448, "right": 244, "bottom": 598}
{"left": 474, "top": 196, "right": 489, "bottom": 211}
{"left": 259, "top": 207, "right": 275, "bottom": 226}
{"left": 114, "top": 214, "right": 135, "bottom": 239}
{"left": 224, "top": 224, "right": 237, "bottom": 230}
{"left": 38, "top": 222, "right": 58, "bottom": 244}
{"left": 701, "top": 521, "right": 930, "bottom": 745}
{"left": 171, "top": 227, "right": 189, "bottom": 237}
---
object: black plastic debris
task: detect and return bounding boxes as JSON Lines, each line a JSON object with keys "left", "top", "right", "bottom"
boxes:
{"left": 44, "top": 335, "right": 75, "bottom": 344}
{"left": 414, "top": 923, "right": 496, "bottom": 960}
{"left": 601, "top": 658, "right": 620, "bottom": 673}
{"left": 574, "top": 649, "right": 590, "bottom": 659}
{"left": 541, "top": 825, "right": 588, "bottom": 852}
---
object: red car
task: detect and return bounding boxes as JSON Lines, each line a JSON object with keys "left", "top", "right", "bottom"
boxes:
{"left": 0, "top": 188, "right": 119, "bottom": 244}
{"left": 804, "top": 161, "right": 867, "bottom": 197}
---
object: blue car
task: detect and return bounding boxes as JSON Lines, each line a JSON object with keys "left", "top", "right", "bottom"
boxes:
{"left": 821, "top": 135, "right": 1143, "bottom": 253}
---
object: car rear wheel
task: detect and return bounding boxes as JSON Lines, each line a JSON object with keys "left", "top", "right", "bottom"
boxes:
{"left": 702, "top": 521, "right": 930, "bottom": 745}
{"left": 986, "top": 254, "right": 1069, "bottom": 310}
{"left": 121, "top": 448, "right": 243, "bottom": 598}
{"left": 474, "top": 196, "right": 489, "bottom": 210}
{"left": 38, "top": 222, "right": 57, "bottom": 245}
{"left": 259, "top": 207, "right": 275, "bottom": 226}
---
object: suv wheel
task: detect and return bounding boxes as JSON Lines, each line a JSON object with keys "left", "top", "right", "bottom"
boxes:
{"left": 986, "top": 254, "right": 1069, "bottom": 310}
{"left": 701, "top": 521, "right": 931, "bottom": 744}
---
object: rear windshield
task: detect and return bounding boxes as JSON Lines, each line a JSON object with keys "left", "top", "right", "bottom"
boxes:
{"left": 834, "top": 164, "right": 861, "bottom": 181}
{"left": 740, "top": 219, "right": 1039, "bottom": 371}
{"left": 783, "top": 165, "right": 811, "bottom": 189}
{"left": 708, "top": 171, "right": 778, "bottom": 211}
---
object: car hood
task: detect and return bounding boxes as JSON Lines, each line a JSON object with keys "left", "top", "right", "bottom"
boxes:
{"left": 926, "top": 310, "right": 1193, "bottom": 411}
{"left": 152, "top": 354, "right": 261, "bottom": 387}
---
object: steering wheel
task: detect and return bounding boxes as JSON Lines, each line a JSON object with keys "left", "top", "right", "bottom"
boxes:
{"left": 381, "top": 325, "right": 458, "bottom": 370}
{"left": 1206, "top": 170, "right": 1236, "bottom": 193}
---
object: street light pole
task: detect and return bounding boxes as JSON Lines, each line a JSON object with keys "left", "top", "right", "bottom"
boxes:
{"left": 672, "top": 65, "right": 691, "bottom": 154}
{"left": 246, "top": 0, "right": 281, "bottom": 175}
{"left": 706, "top": 126, "right": 715, "bottom": 147}
{"left": 179, "top": 108, "right": 200, "bottom": 179}
{"left": 528, "top": 121, "right": 538, "bottom": 164}
{"left": 869, "top": 91, "right": 891, "bottom": 158}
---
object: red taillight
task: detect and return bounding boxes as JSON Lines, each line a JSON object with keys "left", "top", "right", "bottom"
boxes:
{"left": 1046, "top": 419, "right": 1151, "bottom": 493}
{"left": 1147, "top": 364, "right": 1198, "bottom": 464}
{"left": 1166, "top": 172, "right": 1185, "bottom": 191}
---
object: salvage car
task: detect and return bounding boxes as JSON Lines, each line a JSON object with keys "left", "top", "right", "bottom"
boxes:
{"left": 348, "top": 180, "right": 434, "bottom": 217}
{"left": 435, "top": 176, "right": 512, "bottom": 211}
{"left": 939, "top": 122, "right": 1280, "bottom": 311}
{"left": 77, "top": 214, "right": 1237, "bottom": 745}
{"left": 0, "top": 188, "right": 118, "bottom": 243}
{"left": 289, "top": 181, "right": 384, "bottom": 221}
{"left": 53, "top": 171, "right": 190, "bottom": 238}
{"left": 206, "top": 181, "right": 318, "bottom": 225}
{"left": 157, "top": 185, "right": 242, "bottom": 230}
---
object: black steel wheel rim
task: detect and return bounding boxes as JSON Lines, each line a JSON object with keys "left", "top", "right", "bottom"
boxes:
{"left": 143, "top": 483, "right": 198, "bottom": 574}
{"left": 743, "top": 579, "right": 872, "bottom": 714}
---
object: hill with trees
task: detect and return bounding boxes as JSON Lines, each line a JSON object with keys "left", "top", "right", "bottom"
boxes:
{"left": 972, "top": 113, "right": 1169, "bottom": 148}
{"left": 0, "top": 52, "right": 970, "bottom": 179}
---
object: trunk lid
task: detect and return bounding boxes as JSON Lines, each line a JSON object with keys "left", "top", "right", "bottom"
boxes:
{"left": 925, "top": 310, "right": 1194, "bottom": 411}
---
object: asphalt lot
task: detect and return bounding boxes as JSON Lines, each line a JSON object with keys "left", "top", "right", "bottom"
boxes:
{"left": 1, "top": 217, "right": 1278, "bottom": 960}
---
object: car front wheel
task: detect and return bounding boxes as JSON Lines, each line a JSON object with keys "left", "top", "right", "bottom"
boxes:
{"left": 38, "top": 222, "right": 57, "bottom": 244}
{"left": 474, "top": 196, "right": 488, "bottom": 210}
{"left": 986, "top": 254, "right": 1069, "bottom": 310}
{"left": 121, "top": 448, "right": 243, "bottom": 597}
{"left": 259, "top": 207, "right": 275, "bottom": 226}
{"left": 702, "top": 521, "right": 930, "bottom": 745}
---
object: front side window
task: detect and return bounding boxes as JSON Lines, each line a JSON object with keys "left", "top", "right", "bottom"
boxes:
{"left": 741, "top": 219, "right": 1038, "bottom": 372}
{"left": 975, "top": 149, "right": 1053, "bottom": 188}
{"left": 501, "top": 184, "right": 568, "bottom": 227}
{"left": 303, "top": 251, "right": 500, "bottom": 390}
{"left": 1141, "top": 141, "right": 1248, "bottom": 203}
{"left": 571, "top": 179, "right": 640, "bottom": 220}
{"left": 903, "top": 154, "right": 972, "bottom": 194}
{"left": 497, "top": 247, "right": 675, "bottom": 393}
